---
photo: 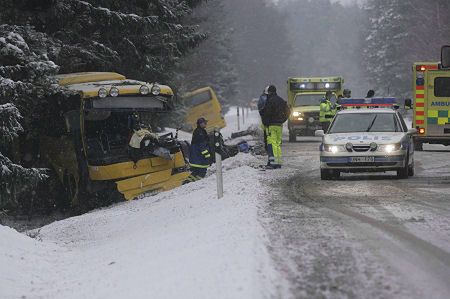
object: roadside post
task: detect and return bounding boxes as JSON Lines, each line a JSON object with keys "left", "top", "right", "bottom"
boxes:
{"left": 237, "top": 106, "right": 240, "bottom": 131}
{"left": 242, "top": 106, "right": 245, "bottom": 125}
{"left": 214, "top": 130, "right": 223, "bottom": 199}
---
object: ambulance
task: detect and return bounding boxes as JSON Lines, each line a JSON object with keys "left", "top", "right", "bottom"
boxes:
{"left": 287, "top": 77, "right": 344, "bottom": 142}
{"left": 412, "top": 46, "right": 450, "bottom": 150}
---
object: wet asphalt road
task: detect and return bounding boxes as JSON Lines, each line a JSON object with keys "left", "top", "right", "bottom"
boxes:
{"left": 261, "top": 137, "right": 450, "bottom": 299}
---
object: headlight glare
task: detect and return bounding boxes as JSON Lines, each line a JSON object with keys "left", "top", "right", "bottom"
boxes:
{"left": 293, "top": 111, "right": 301, "bottom": 117}
{"left": 379, "top": 143, "right": 401, "bottom": 153}
{"left": 324, "top": 144, "right": 344, "bottom": 153}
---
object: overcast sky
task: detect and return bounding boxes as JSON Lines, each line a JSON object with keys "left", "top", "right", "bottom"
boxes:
{"left": 275, "top": 0, "right": 365, "bottom": 6}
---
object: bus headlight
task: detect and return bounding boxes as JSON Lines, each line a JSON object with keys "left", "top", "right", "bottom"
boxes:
{"left": 109, "top": 87, "right": 119, "bottom": 97}
{"left": 140, "top": 85, "right": 150, "bottom": 95}
{"left": 151, "top": 85, "right": 161, "bottom": 95}
{"left": 293, "top": 111, "right": 301, "bottom": 117}
{"left": 98, "top": 88, "right": 108, "bottom": 98}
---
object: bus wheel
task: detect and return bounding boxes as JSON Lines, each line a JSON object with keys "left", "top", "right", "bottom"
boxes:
{"left": 289, "top": 130, "right": 296, "bottom": 142}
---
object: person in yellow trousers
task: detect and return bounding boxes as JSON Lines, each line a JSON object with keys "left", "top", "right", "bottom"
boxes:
{"left": 260, "top": 85, "right": 290, "bottom": 169}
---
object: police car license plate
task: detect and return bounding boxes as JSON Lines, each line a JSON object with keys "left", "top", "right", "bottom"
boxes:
{"left": 351, "top": 157, "right": 375, "bottom": 163}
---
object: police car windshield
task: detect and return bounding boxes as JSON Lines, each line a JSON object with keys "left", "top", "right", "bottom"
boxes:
{"left": 295, "top": 94, "right": 335, "bottom": 106}
{"left": 329, "top": 113, "right": 401, "bottom": 133}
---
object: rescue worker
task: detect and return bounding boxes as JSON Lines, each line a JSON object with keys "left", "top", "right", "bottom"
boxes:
{"left": 319, "top": 91, "right": 336, "bottom": 132}
{"left": 258, "top": 86, "right": 269, "bottom": 114}
{"left": 260, "top": 85, "right": 290, "bottom": 169}
{"left": 186, "top": 117, "right": 211, "bottom": 182}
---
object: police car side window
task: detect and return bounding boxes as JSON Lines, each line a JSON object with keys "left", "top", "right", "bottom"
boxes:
{"left": 397, "top": 113, "right": 408, "bottom": 132}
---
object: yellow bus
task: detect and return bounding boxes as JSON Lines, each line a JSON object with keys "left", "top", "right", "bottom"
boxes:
{"left": 183, "top": 87, "right": 226, "bottom": 132}
{"left": 287, "top": 77, "right": 344, "bottom": 141}
{"left": 40, "top": 72, "right": 189, "bottom": 209}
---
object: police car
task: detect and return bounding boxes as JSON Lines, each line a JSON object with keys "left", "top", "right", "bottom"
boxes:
{"left": 315, "top": 98, "right": 417, "bottom": 180}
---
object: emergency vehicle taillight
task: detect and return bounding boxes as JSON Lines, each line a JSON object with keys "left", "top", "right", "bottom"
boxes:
{"left": 417, "top": 65, "right": 427, "bottom": 71}
{"left": 419, "top": 128, "right": 425, "bottom": 134}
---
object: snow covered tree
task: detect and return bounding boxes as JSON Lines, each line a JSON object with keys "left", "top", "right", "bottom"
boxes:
{"left": 0, "top": 0, "right": 206, "bottom": 83}
{"left": 363, "top": 0, "right": 450, "bottom": 97}
{"left": 281, "top": 0, "right": 366, "bottom": 96}
{"left": 174, "top": 0, "right": 239, "bottom": 107}
{"left": 0, "top": 1, "right": 207, "bottom": 213}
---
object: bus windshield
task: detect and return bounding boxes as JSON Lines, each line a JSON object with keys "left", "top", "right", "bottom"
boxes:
{"left": 294, "top": 94, "right": 336, "bottom": 106}
{"left": 184, "top": 90, "right": 212, "bottom": 107}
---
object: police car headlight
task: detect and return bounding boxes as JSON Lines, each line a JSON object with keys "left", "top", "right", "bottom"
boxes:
{"left": 324, "top": 145, "right": 345, "bottom": 153}
{"left": 379, "top": 143, "right": 401, "bottom": 153}
{"left": 151, "top": 85, "right": 161, "bottom": 95}
{"left": 293, "top": 111, "right": 301, "bottom": 117}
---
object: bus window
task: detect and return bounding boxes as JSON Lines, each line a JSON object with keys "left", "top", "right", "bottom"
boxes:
{"left": 184, "top": 90, "right": 212, "bottom": 107}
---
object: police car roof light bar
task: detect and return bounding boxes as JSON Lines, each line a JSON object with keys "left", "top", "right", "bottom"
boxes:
{"left": 339, "top": 97, "right": 397, "bottom": 108}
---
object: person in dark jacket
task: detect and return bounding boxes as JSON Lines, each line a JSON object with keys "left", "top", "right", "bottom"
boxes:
{"left": 260, "top": 85, "right": 290, "bottom": 169}
{"left": 186, "top": 117, "right": 211, "bottom": 182}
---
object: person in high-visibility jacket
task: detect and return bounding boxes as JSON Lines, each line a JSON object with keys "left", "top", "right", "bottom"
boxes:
{"left": 319, "top": 91, "right": 336, "bottom": 132}
{"left": 260, "top": 85, "right": 290, "bottom": 169}
{"left": 186, "top": 117, "right": 211, "bottom": 182}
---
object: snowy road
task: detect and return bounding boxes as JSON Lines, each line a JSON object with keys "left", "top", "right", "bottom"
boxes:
{"left": 262, "top": 138, "right": 450, "bottom": 298}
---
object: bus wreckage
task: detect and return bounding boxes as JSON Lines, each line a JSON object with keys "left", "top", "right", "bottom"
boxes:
{"left": 40, "top": 72, "right": 189, "bottom": 209}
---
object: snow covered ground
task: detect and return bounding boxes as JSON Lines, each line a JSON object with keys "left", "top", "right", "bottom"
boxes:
{"left": 1, "top": 108, "right": 284, "bottom": 299}
{"left": 0, "top": 154, "right": 287, "bottom": 299}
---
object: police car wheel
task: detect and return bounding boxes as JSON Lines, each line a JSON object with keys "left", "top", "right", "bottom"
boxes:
{"left": 397, "top": 154, "right": 409, "bottom": 179}
{"left": 408, "top": 159, "right": 415, "bottom": 177}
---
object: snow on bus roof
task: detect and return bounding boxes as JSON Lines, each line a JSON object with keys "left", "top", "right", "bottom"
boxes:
{"left": 56, "top": 72, "right": 126, "bottom": 86}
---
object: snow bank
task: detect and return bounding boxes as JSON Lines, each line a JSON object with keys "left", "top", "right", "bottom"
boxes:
{"left": 0, "top": 154, "right": 281, "bottom": 299}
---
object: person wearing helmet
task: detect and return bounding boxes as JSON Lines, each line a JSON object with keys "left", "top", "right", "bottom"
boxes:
{"left": 186, "top": 117, "right": 211, "bottom": 182}
{"left": 260, "top": 85, "right": 290, "bottom": 169}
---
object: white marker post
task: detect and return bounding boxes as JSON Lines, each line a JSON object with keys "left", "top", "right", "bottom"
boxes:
{"left": 237, "top": 106, "right": 240, "bottom": 131}
{"left": 215, "top": 130, "right": 223, "bottom": 199}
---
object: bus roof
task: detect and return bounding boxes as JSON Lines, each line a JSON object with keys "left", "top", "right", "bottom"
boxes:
{"left": 56, "top": 72, "right": 126, "bottom": 86}
{"left": 56, "top": 72, "right": 173, "bottom": 98}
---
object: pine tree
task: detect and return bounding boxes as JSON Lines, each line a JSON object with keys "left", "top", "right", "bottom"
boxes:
{"left": 0, "top": 1, "right": 207, "bottom": 212}
{"left": 363, "top": 0, "right": 450, "bottom": 97}
{"left": 174, "top": 0, "right": 239, "bottom": 107}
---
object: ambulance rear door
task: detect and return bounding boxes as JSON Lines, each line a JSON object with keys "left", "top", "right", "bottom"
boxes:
{"left": 427, "top": 71, "right": 450, "bottom": 136}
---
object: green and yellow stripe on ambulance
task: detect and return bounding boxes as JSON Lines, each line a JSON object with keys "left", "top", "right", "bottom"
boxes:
{"left": 427, "top": 109, "right": 450, "bottom": 125}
